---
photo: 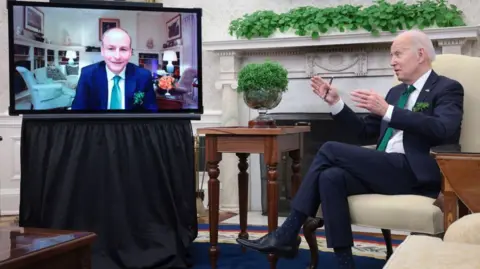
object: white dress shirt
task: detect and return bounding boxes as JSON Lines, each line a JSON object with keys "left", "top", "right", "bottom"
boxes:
{"left": 106, "top": 66, "right": 126, "bottom": 109}
{"left": 329, "top": 69, "right": 432, "bottom": 154}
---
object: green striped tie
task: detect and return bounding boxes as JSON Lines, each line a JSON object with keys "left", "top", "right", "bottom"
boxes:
{"left": 110, "top": 75, "right": 122, "bottom": 109}
{"left": 376, "top": 85, "right": 416, "bottom": 151}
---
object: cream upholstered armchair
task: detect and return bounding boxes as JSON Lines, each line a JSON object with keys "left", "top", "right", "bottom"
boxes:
{"left": 302, "top": 54, "right": 480, "bottom": 269}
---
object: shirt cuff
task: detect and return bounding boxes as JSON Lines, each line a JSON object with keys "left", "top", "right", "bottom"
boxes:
{"left": 330, "top": 99, "right": 345, "bottom": 115}
{"left": 382, "top": 105, "right": 394, "bottom": 122}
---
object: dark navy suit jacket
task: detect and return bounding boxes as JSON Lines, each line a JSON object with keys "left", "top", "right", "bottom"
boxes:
{"left": 332, "top": 71, "right": 464, "bottom": 194}
{"left": 71, "top": 61, "right": 157, "bottom": 111}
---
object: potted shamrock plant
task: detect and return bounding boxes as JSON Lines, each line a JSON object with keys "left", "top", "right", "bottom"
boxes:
{"left": 237, "top": 60, "right": 289, "bottom": 128}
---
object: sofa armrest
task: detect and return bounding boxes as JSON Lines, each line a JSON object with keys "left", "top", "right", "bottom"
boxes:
{"left": 444, "top": 213, "right": 480, "bottom": 245}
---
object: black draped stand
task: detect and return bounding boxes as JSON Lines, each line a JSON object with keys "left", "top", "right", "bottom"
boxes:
{"left": 19, "top": 118, "right": 198, "bottom": 269}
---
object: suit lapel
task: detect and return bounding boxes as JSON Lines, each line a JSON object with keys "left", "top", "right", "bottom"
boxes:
{"left": 388, "top": 85, "right": 405, "bottom": 106}
{"left": 414, "top": 70, "right": 439, "bottom": 106}
{"left": 96, "top": 62, "right": 109, "bottom": 110}
{"left": 124, "top": 63, "right": 136, "bottom": 110}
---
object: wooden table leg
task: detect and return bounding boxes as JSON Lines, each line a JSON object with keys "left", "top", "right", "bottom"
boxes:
{"left": 236, "top": 153, "right": 250, "bottom": 252}
{"left": 206, "top": 136, "right": 222, "bottom": 269}
{"left": 264, "top": 137, "right": 279, "bottom": 269}
{"left": 443, "top": 177, "right": 458, "bottom": 231}
{"left": 288, "top": 150, "right": 301, "bottom": 197}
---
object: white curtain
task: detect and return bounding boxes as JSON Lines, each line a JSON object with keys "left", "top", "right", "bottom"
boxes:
{"left": 181, "top": 14, "right": 198, "bottom": 73}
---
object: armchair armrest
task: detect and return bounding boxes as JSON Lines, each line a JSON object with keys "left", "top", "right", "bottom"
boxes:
{"left": 32, "top": 83, "right": 62, "bottom": 91}
{"left": 62, "top": 87, "right": 76, "bottom": 96}
{"left": 31, "top": 83, "right": 64, "bottom": 103}
{"left": 443, "top": 213, "right": 480, "bottom": 245}
{"left": 431, "top": 144, "right": 462, "bottom": 154}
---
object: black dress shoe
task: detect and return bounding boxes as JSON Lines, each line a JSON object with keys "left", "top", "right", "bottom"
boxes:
{"left": 236, "top": 232, "right": 301, "bottom": 259}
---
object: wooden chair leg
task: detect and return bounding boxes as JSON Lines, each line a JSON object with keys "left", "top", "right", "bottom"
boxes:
{"left": 381, "top": 229, "right": 393, "bottom": 260}
{"left": 411, "top": 231, "right": 445, "bottom": 239}
{"left": 303, "top": 217, "right": 324, "bottom": 269}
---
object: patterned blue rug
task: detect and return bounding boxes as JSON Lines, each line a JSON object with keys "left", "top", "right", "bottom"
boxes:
{"left": 192, "top": 224, "right": 404, "bottom": 268}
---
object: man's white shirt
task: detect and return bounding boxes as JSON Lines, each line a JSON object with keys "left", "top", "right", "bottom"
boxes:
{"left": 328, "top": 69, "right": 432, "bottom": 154}
{"left": 106, "top": 66, "right": 126, "bottom": 109}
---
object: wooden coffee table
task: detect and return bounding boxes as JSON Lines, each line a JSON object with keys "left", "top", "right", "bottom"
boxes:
{"left": 0, "top": 225, "right": 96, "bottom": 269}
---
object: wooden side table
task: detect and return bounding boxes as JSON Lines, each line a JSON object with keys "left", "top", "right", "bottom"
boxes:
{"left": 433, "top": 151, "right": 480, "bottom": 230}
{"left": 197, "top": 126, "right": 310, "bottom": 269}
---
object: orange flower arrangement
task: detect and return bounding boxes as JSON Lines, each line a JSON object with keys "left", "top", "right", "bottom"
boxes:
{"left": 159, "top": 76, "right": 176, "bottom": 90}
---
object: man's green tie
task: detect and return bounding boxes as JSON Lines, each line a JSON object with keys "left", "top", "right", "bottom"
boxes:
{"left": 110, "top": 75, "right": 122, "bottom": 109}
{"left": 376, "top": 85, "right": 416, "bottom": 151}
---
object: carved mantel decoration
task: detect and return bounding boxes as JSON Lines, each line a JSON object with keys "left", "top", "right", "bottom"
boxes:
{"left": 306, "top": 50, "right": 368, "bottom": 77}
{"left": 205, "top": 26, "right": 480, "bottom": 82}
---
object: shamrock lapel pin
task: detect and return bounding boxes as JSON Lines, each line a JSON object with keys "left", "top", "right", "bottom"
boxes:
{"left": 413, "top": 102, "right": 429, "bottom": 112}
{"left": 133, "top": 92, "right": 145, "bottom": 105}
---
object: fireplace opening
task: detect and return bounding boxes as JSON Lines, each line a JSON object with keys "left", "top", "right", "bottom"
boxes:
{"left": 259, "top": 112, "right": 378, "bottom": 216}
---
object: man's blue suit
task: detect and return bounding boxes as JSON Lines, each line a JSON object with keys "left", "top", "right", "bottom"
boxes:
{"left": 71, "top": 61, "right": 157, "bottom": 111}
{"left": 290, "top": 70, "right": 464, "bottom": 249}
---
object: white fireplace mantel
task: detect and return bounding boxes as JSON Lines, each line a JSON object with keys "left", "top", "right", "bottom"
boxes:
{"left": 203, "top": 25, "right": 480, "bottom": 52}
{"left": 201, "top": 25, "right": 480, "bottom": 211}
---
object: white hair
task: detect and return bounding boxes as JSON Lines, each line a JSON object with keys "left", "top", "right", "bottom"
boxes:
{"left": 404, "top": 29, "right": 436, "bottom": 62}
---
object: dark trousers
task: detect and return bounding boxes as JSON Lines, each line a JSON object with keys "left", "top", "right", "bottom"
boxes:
{"left": 291, "top": 141, "right": 418, "bottom": 248}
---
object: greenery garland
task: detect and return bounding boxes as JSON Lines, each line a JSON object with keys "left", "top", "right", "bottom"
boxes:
{"left": 228, "top": 0, "right": 465, "bottom": 39}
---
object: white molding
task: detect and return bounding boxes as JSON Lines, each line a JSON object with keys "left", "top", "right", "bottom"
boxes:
{"left": 195, "top": 110, "right": 222, "bottom": 124}
{"left": 14, "top": 36, "right": 84, "bottom": 51}
{"left": 192, "top": 110, "right": 222, "bottom": 134}
{"left": 0, "top": 188, "right": 20, "bottom": 216}
{"left": 0, "top": 188, "right": 20, "bottom": 196}
{"left": 203, "top": 26, "right": 480, "bottom": 52}
{"left": 0, "top": 115, "right": 22, "bottom": 128}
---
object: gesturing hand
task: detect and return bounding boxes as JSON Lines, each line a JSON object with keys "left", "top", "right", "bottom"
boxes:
{"left": 311, "top": 76, "right": 340, "bottom": 105}
{"left": 350, "top": 89, "right": 389, "bottom": 117}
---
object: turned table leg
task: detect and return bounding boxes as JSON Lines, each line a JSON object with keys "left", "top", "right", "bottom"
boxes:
{"left": 206, "top": 136, "right": 222, "bottom": 269}
{"left": 237, "top": 153, "right": 250, "bottom": 252}
{"left": 264, "top": 137, "right": 279, "bottom": 269}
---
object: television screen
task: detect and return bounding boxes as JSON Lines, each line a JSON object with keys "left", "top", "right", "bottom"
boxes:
{"left": 7, "top": 1, "right": 203, "bottom": 116}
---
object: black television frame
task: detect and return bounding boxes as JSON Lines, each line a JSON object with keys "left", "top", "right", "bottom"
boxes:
{"left": 7, "top": 0, "right": 203, "bottom": 120}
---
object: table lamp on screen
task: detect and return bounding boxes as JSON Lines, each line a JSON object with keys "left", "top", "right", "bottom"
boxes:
{"left": 66, "top": 50, "right": 76, "bottom": 65}
{"left": 163, "top": 50, "right": 177, "bottom": 74}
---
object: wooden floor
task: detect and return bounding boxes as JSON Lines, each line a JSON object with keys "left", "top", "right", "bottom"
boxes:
{"left": 197, "top": 211, "right": 238, "bottom": 224}
{"left": 0, "top": 214, "right": 406, "bottom": 241}
{"left": 0, "top": 215, "right": 18, "bottom": 227}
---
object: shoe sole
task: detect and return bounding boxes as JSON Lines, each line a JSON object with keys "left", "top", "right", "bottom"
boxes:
{"left": 237, "top": 240, "right": 300, "bottom": 259}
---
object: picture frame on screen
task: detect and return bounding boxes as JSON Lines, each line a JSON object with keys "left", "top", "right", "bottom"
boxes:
{"left": 7, "top": 0, "right": 203, "bottom": 119}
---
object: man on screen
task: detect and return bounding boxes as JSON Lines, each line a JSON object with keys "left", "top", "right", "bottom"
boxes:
{"left": 71, "top": 27, "right": 157, "bottom": 111}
